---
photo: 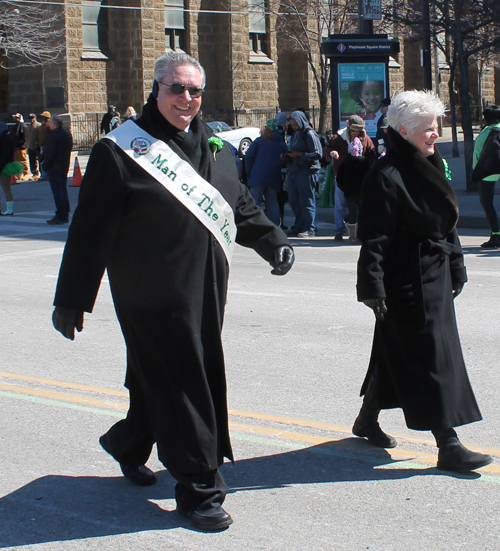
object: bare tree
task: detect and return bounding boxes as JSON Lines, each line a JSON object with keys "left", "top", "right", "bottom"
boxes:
{"left": 0, "top": 0, "right": 65, "bottom": 68}
{"left": 382, "top": 0, "right": 500, "bottom": 190}
{"left": 271, "top": 0, "right": 359, "bottom": 132}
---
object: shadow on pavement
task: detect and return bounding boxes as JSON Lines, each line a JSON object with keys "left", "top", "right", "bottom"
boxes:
{"left": 224, "top": 439, "right": 480, "bottom": 495}
{"left": 461, "top": 246, "right": 500, "bottom": 257}
{"left": 0, "top": 438, "right": 480, "bottom": 546}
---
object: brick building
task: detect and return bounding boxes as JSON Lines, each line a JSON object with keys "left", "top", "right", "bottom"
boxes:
{"left": 1, "top": 0, "right": 498, "bottom": 136}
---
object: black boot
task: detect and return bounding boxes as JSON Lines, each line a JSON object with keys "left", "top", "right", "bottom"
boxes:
{"left": 433, "top": 428, "right": 493, "bottom": 472}
{"left": 480, "top": 233, "right": 500, "bottom": 248}
{"left": 352, "top": 375, "right": 397, "bottom": 448}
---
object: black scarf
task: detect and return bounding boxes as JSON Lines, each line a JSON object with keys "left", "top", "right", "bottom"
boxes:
{"left": 386, "top": 126, "right": 459, "bottom": 216}
{"left": 136, "top": 93, "right": 214, "bottom": 182}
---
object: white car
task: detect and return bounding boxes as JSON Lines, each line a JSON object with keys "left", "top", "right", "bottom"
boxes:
{"left": 207, "top": 121, "right": 261, "bottom": 156}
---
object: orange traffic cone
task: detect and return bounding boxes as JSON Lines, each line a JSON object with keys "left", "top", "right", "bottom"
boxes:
{"left": 71, "top": 157, "right": 82, "bottom": 187}
{"left": 10, "top": 175, "right": 17, "bottom": 185}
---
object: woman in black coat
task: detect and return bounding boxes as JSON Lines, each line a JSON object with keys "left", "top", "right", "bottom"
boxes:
{"left": 353, "top": 90, "right": 492, "bottom": 473}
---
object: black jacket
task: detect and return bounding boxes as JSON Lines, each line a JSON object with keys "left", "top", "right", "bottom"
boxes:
{"left": 356, "top": 127, "right": 480, "bottom": 430}
{"left": 471, "top": 127, "right": 500, "bottom": 181}
{"left": 54, "top": 95, "right": 290, "bottom": 474}
{"left": 42, "top": 127, "right": 73, "bottom": 174}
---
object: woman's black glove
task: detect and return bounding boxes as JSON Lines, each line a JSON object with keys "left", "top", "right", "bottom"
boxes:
{"left": 452, "top": 283, "right": 464, "bottom": 299}
{"left": 52, "top": 306, "right": 84, "bottom": 340}
{"left": 363, "top": 298, "right": 387, "bottom": 321}
{"left": 271, "top": 245, "right": 294, "bottom": 275}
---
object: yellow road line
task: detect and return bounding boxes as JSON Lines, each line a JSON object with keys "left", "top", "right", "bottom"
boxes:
{"left": 0, "top": 370, "right": 128, "bottom": 397}
{"left": 1, "top": 371, "right": 499, "bottom": 464}
{"left": 0, "top": 382, "right": 127, "bottom": 412}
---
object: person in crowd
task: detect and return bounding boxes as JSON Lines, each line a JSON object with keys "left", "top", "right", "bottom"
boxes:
{"left": 10, "top": 113, "right": 29, "bottom": 180}
{"left": 123, "top": 106, "right": 138, "bottom": 122}
{"left": 42, "top": 115, "right": 73, "bottom": 225}
{"left": 38, "top": 111, "right": 52, "bottom": 180}
{"left": 375, "top": 117, "right": 389, "bottom": 157}
{"left": 51, "top": 52, "right": 294, "bottom": 532}
{"left": 471, "top": 105, "right": 500, "bottom": 248}
{"left": 109, "top": 110, "right": 121, "bottom": 132}
{"left": 100, "top": 105, "right": 116, "bottom": 135}
{"left": 323, "top": 115, "right": 375, "bottom": 242}
{"left": 286, "top": 110, "right": 323, "bottom": 237}
{"left": 25, "top": 113, "right": 41, "bottom": 180}
{"left": 274, "top": 112, "right": 289, "bottom": 229}
{"left": 0, "top": 121, "right": 23, "bottom": 215}
{"left": 244, "top": 117, "right": 288, "bottom": 226}
{"left": 353, "top": 89, "right": 492, "bottom": 473}
{"left": 376, "top": 97, "right": 391, "bottom": 131}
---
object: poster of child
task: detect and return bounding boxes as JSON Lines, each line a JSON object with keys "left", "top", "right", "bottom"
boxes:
{"left": 338, "top": 63, "right": 387, "bottom": 137}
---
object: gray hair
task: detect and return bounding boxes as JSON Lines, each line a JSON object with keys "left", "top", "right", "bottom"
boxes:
{"left": 50, "top": 115, "right": 63, "bottom": 128}
{"left": 387, "top": 90, "right": 446, "bottom": 133}
{"left": 154, "top": 52, "right": 206, "bottom": 89}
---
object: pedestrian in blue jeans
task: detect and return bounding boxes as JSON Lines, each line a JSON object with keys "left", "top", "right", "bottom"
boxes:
{"left": 244, "top": 118, "right": 288, "bottom": 226}
{"left": 42, "top": 115, "right": 73, "bottom": 225}
{"left": 286, "top": 111, "right": 322, "bottom": 238}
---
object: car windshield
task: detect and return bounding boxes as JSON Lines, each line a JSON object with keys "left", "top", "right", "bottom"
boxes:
{"left": 207, "top": 121, "right": 232, "bottom": 132}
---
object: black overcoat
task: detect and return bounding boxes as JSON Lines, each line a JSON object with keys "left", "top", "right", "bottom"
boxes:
{"left": 356, "top": 127, "right": 482, "bottom": 431}
{"left": 54, "top": 97, "right": 290, "bottom": 474}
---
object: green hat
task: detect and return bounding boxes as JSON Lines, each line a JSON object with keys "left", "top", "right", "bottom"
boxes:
{"left": 266, "top": 118, "right": 278, "bottom": 131}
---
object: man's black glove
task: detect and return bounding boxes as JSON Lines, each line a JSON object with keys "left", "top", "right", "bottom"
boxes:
{"left": 271, "top": 245, "right": 294, "bottom": 275}
{"left": 452, "top": 282, "right": 464, "bottom": 299}
{"left": 52, "top": 306, "right": 84, "bottom": 340}
{"left": 363, "top": 298, "right": 387, "bottom": 321}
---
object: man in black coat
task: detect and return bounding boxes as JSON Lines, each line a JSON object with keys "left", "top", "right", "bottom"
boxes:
{"left": 42, "top": 115, "right": 73, "bottom": 225}
{"left": 51, "top": 52, "right": 294, "bottom": 532}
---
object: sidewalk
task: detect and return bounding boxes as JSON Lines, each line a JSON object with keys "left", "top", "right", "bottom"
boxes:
{"left": 16, "top": 127, "right": 496, "bottom": 230}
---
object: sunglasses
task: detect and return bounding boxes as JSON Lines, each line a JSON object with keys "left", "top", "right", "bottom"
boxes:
{"left": 158, "top": 82, "right": 204, "bottom": 98}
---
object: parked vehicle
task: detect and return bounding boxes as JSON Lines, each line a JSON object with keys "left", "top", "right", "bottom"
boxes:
{"left": 207, "top": 121, "right": 261, "bottom": 156}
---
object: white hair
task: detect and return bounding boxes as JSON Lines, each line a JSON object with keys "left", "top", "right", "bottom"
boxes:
{"left": 387, "top": 90, "right": 446, "bottom": 133}
{"left": 154, "top": 52, "right": 206, "bottom": 88}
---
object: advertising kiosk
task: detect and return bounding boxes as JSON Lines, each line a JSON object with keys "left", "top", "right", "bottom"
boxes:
{"left": 321, "top": 34, "right": 400, "bottom": 137}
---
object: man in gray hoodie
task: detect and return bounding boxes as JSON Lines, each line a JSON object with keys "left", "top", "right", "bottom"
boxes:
{"left": 286, "top": 110, "right": 323, "bottom": 237}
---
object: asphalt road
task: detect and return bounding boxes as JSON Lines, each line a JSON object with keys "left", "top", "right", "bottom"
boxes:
{"left": 0, "top": 180, "right": 499, "bottom": 550}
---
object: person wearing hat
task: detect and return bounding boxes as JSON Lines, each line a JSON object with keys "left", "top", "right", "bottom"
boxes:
{"left": 323, "top": 115, "right": 375, "bottom": 242}
{"left": 244, "top": 117, "right": 288, "bottom": 226}
{"left": 25, "top": 113, "right": 41, "bottom": 180}
{"left": 100, "top": 105, "right": 116, "bottom": 135}
{"left": 51, "top": 52, "right": 294, "bottom": 532}
{"left": 38, "top": 111, "right": 52, "bottom": 180}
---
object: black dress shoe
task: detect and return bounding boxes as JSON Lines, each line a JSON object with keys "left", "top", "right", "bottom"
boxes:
{"left": 120, "top": 464, "right": 157, "bottom": 486}
{"left": 99, "top": 435, "right": 157, "bottom": 486}
{"left": 352, "top": 418, "right": 397, "bottom": 448}
{"left": 437, "top": 439, "right": 493, "bottom": 472}
{"left": 47, "top": 217, "right": 69, "bottom": 225}
{"left": 177, "top": 506, "right": 233, "bottom": 532}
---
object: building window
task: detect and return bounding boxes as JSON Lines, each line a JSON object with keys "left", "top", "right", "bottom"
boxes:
{"left": 82, "top": 0, "right": 109, "bottom": 52}
{"left": 248, "top": 0, "right": 272, "bottom": 62}
{"left": 165, "top": 0, "right": 185, "bottom": 51}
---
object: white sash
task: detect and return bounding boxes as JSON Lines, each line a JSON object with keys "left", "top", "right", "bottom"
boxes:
{"left": 103, "top": 121, "right": 236, "bottom": 265}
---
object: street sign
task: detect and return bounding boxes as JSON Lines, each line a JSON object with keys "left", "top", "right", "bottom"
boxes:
{"left": 362, "top": 0, "right": 382, "bottom": 20}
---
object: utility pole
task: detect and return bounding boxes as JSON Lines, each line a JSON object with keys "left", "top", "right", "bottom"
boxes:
{"left": 421, "top": 0, "right": 433, "bottom": 90}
